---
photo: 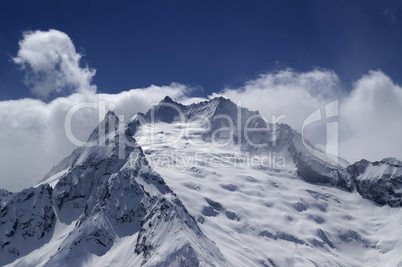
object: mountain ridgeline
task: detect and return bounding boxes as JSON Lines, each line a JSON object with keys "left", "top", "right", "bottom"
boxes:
{"left": 142, "top": 96, "right": 401, "bottom": 202}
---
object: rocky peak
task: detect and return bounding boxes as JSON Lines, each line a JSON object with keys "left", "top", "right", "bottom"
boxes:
{"left": 87, "top": 110, "right": 120, "bottom": 145}
{"left": 160, "top": 95, "right": 175, "bottom": 104}
{"left": 348, "top": 157, "right": 402, "bottom": 207}
{"left": 0, "top": 184, "right": 55, "bottom": 265}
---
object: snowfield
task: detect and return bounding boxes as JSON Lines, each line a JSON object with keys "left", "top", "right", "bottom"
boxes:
{"left": 138, "top": 118, "right": 402, "bottom": 267}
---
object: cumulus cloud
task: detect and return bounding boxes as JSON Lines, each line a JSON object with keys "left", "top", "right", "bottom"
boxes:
{"left": 215, "top": 69, "right": 402, "bottom": 164}
{"left": 340, "top": 71, "right": 402, "bottom": 163}
{"left": 13, "top": 29, "right": 96, "bottom": 97}
{"left": 215, "top": 68, "right": 342, "bottom": 132}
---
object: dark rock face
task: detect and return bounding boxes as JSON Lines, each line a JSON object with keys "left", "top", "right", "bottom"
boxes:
{"left": 0, "top": 184, "right": 56, "bottom": 265}
{"left": 296, "top": 155, "right": 354, "bottom": 192}
{"left": 293, "top": 201, "right": 307, "bottom": 212}
{"left": 259, "top": 230, "right": 305, "bottom": 245}
{"left": 145, "top": 96, "right": 185, "bottom": 123}
{"left": 348, "top": 158, "right": 402, "bottom": 207}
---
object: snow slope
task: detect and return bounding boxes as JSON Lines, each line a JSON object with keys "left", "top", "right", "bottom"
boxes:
{"left": 135, "top": 114, "right": 402, "bottom": 266}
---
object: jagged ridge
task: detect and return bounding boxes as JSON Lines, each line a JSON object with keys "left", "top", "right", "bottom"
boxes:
{"left": 1, "top": 111, "right": 228, "bottom": 266}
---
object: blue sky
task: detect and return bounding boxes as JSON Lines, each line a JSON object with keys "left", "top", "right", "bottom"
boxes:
{"left": 1, "top": 0, "right": 401, "bottom": 100}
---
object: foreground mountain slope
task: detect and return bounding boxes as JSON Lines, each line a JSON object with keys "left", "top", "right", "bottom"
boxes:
{"left": 1, "top": 112, "right": 228, "bottom": 266}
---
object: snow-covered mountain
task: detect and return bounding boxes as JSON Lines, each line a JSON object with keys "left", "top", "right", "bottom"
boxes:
{"left": 1, "top": 96, "right": 402, "bottom": 266}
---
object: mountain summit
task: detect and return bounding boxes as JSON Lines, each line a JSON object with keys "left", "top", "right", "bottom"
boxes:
{"left": 1, "top": 97, "right": 402, "bottom": 266}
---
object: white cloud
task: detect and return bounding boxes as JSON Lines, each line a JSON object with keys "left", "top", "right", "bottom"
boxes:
{"left": 13, "top": 29, "right": 96, "bottom": 97}
{"left": 215, "top": 68, "right": 342, "bottom": 133}
{"left": 340, "top": 71, "right": 402, "bottom": 163}
{"left": 214, "top": 69, "right": 402, "bottom": 164}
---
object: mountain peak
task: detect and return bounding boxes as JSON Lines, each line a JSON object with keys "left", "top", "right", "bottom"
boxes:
{"left": 160, "top": 95, "right": 175, "bottom": 104}
{"left": 209, "top": 96, "right": 233, "bottom": 106}
{"left": 86, "top": 110, "right": 120, "bottom": 144}
{"left": 379, "top": 157, "right": 402, "bottom": 166}
{"left": 105, "top": 110, "right": 117, "bottom": 117}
